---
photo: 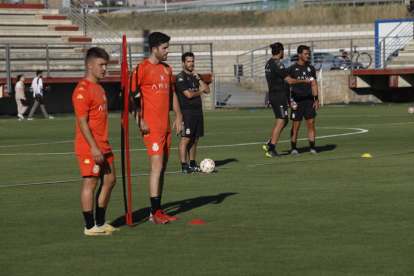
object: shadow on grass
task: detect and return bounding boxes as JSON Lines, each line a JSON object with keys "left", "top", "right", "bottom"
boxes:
{"left": 281, "top": 144, "right": 337, "bottom": 155}
{"left": 214, "top": 158, "right": 239, "bottom": 167}
{"left": 112, "top": 192, "right": 238, "bottom": 227}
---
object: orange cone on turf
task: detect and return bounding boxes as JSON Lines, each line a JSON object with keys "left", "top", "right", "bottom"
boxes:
{"left": 188, "top": 219, "right": 206, "bottom": 225}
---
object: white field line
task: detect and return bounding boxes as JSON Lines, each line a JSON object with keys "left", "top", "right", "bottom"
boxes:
{"left": 0, "top": 127, "right": 367, "bottom": 156}
{"left": 2, "top": 150, "right": 413, "bottom": 189}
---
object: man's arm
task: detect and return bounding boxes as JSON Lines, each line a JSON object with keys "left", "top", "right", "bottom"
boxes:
{"left": 171, "top": 91, "right": 184, "bottom": 136}
{"left": 192, "top": 70, "right": 211, "bottom": 94}
{"left": 128, "top": 93, "right": 149, "bottom": 134}
{"left": 311, "top": 79, "right": 319, "bottom": 110}
{"left": 77, "top": 116, "right": 104, "bottom": 165}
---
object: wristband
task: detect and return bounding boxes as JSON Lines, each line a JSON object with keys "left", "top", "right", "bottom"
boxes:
{"left": 314, "top": 95, "right": 319, "bottom": 101}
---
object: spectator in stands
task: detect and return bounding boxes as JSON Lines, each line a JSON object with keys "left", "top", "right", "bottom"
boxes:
{"left": 15, "top": 74, "right": 28, "bottom": 121}
{"left": 406, "top": 0, "right": 414, "bottom": 13}
{"left": 27, "top": 70, "right": 54, "bottom": 120}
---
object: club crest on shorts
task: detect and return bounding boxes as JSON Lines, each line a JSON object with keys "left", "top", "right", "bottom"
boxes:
{"left": 93, "top": 165, "right": 99, "bottom": 174}
{"left": 186, "top": 128, "right": 191, "bottom": 135}
{"left": 292, "top": 113, "right": 296, "bottom": 119}
{"left": 285, "top": 110, "right": 288, "bottom": 116}
{"left": 152, "top": 143, "right": 159, "bottom": 152}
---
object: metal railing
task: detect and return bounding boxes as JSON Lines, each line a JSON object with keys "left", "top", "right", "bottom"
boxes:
{"left": 0, "top": 42, "right": 214, "bottom": 93}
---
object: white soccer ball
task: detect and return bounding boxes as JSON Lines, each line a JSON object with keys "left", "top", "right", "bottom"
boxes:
{"left": 200, "top": 158, "right": 215, "bottom": 173}
{"left": 408, "top": 107, "right": 414, "bottom": 114}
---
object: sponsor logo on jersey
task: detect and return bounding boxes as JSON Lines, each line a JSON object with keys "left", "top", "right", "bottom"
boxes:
{"left": 160, "top": 75, "right": 165, "bottom": 81}
{"left": 76, "top": 94, "right": 84, "bottom": 100}
{"left": 152, "top": 143, "right": 159, "bottom": 152}
{"left": 93, "top": 165, "right": 99, "bottom": 174}
{"left": 84, "top": 159, "right": 91, "bottom": 164}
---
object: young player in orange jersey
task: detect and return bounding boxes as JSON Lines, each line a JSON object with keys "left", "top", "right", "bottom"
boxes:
{"left": 130, "top": 32, "right": 184, "bottom": 224}
{"left": 72, "top": 47, "right": 119, "bottom": 235}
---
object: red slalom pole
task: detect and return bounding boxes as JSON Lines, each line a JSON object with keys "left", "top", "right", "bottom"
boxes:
{"left": 121, "top": 35, "right": 133, "bottom": 226}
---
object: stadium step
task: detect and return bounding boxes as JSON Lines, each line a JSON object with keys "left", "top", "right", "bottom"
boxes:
{"left": 0, "top": 19, "right": 73, "bottom": 26}
{"left": 0, "top": 8, "right": 59, "bottom": 15}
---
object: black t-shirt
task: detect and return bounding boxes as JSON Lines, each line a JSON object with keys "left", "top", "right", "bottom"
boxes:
{"left": 288, "top": 63, "right": 316, "bottom": 98}
{"left": 175, "top": 71, "right": 203, "bottom": 112}
{"left": 265, "top": 58, "right": 289, "bottom": 97}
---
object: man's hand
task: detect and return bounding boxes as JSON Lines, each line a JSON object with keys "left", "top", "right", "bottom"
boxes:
{"left": 91, "top": 146, "right": 104, "bottom": 165}
{"left": 192, "top": 70, "right": 201, "bottom": 80}
{"left": 138, "top": 117, "right": 149, "bottom": 134}
{"left": 290, "top": 102, "right": 298, "bottom": 110}
{"left": 172, "top": 118, "right": 184, "bottom": 136}
{"left": 313, "top": 100, "right": 319, "bottom": 111}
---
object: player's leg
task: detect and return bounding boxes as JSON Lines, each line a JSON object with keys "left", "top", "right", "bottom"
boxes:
{"left": 189, "top": 114, "right": 204, "bottom": 171}
{"left": 96, "top": 161, "right": 119, "bottom": 231}
{"left": 266, "top": 99, "right": 288, "bottom": 157}
{"left": 179, "top": 137, "right": 193, "bottom": 173}
{"left": 290, "top": 120, "right": 302, "bottom": 155}
{"left": 188, "top": 137, "right": 200, "bottom": 171}
{"left": 306, "top": 118, "right": 317, "bottom": 155}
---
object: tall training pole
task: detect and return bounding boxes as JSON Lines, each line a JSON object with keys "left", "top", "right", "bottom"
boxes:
{"left": 121, "top": 35, "right": 133, "bottom": 226}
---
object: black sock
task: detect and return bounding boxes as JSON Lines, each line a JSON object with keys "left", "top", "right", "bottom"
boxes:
{"left": 268, "top": 143, "right": 275, "bottom": 152}
{"left": 181, "top": 162, "right": 188, "bottom": 169}
{"left": 96, "top": 206, "right": 107, "bottom": 227}
{"left": 291, "top": 141, "right": 297, "bottom": 150}
{"left": 83, "top": 211, "right": 95, "bottom": 230}
{"left": 190, "top": 160, "right": 196, "bottom": 167}
{"left": 309, "top": 141, "right": 315, "bottom": 150}
{"left": 150, "top": 196, "right": 161, "bottom": 215}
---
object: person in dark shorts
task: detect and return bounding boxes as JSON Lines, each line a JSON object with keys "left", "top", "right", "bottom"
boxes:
{"left": 175, "top": 52, "right": 211, "bottom": 173}
{"left": 263, "top": 42, "right": 312, "bottom": 158}
{"left": 288, "top": 45, "right": 320, "bottom": 155}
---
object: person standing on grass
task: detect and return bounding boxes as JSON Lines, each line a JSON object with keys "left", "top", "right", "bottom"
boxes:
{"left": 15, "top": 74, "right": 28, "bottom": 120}
{"left": 263, "top": 42, "right": 312, "bottom": 158}
{"left": 288, "top": 45, "right": 319, "bottom": 156}
{"left": 175, "top": 52, "right": 211, "bottom": 173}
{"left": 27, "top": 70, "right": 54, "bottom": 120}
{"left": 129, "top": 32, "right": 184, "bottom": 224}
{"left": 72, "top": 47, "right": 119, "bottom": 236}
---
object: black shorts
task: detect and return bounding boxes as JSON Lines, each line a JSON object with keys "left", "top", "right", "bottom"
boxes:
{"left": 181, "top": 111, "right": 204, "bottom": 138}
{"left": 291, "top": 99, "right": 317, "bottom": 121}
{"left": 269, "top": 93, "right": 288, "bottom": 119}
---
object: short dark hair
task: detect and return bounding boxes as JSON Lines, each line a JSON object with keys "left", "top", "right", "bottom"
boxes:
{"left": 270, "top": 42, "right": 284, "bottom": 56}
{"left": 182, "top": 52, "right": 194, "bottom": 62}
{"left": 86, "top": 47, "right": 109, "bottom": 63}
{"left": 149, "top": 32, "right": 171, "bottom": 51}
{"left": 36, "top": 70, "right": 43, "bottom": 76}
{"left": 297, "top": 45, "right": 310, "bottom": 54}
{"left": 16, "top": 74, "right": 24, "bottom": 82}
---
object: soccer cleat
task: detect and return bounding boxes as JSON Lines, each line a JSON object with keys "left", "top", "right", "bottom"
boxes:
{"left": 181, "top": 165, "right": 194, "bottom": 174}
{"left": 84, "top": 225, "right": 113, "bottom": 236}
{"left": 266, "top": 150, "right": 282, "bottom": 158}
{"left": 262, "top": 139, "right": 270, "bottom": 151}
{"left": 48, "top": 115, "right": 54, "bottom": 119}
{"left": 189, "top": 165, "right": 202, "bottom": 173}
{"left": 149, "top": 210, "right": 169, "bottom": 224}
{"left": 17, "top": 114, "right": 24, "bottom": 120}
{"left": 27, "top": 117, "right": 34, "bottom": 121}
{"left": 290, "top": 149, "right": 300, "bottom": 156}
{"left": 310, "top": 149, "right": 319, "bottom": 155}
{"left": 149, "top": 210, "right": 179, "bottom": 222}
{"left": 100, "top": 222, "right": 120, "bottom": 232}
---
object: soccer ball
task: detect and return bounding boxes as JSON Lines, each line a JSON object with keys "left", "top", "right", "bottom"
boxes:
{"left": 200, "top": 158, "right": 215, "bottom": 173}
{"left": 408, "top": 107, "right": 414, "bottom": 114}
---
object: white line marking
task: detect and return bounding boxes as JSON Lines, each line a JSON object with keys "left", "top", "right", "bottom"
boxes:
{"left": 0, "top": 128, "right": 368, "bottom": 156}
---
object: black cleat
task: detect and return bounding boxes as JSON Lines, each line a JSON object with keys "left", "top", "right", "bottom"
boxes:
{"left": 181, "top": 164, "right": 194, "bottom": 174}
{"left": 189, "top": 165, "right": 202, "bottom": 173}
{"left": 266, "top": 150, "right": 282, "bottom": 158}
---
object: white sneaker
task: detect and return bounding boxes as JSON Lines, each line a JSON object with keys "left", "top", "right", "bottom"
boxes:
{"left": 27, "top": 118, "right": 34, "bottom": 121}
{"left": 48, "top": 115, "right": 54, "bottom": 119}
{"left": 100, "top": 222, "right": 120, "bottom": 232}
{"left": 84, "top": 225, "right": 113, "bottom": 236}
{"left": 310, "top": 149, "right": 318, "bottom": 155}
{"left": 290, "top": 149, "right": 300, "bottom": 156}
{"left": 17, "top": 114, "right": 24, "bottom": 120}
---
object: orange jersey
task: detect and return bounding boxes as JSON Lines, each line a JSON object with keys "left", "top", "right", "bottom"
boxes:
{"left": 130, "top": 59, "right": 174, "bottom": 133}
{"left": 72, "top": 78, "right": 111, "bottom": 156}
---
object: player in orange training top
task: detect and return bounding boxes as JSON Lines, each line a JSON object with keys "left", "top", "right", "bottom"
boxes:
{"left": 72, "top": 47, "right": 119, "bottom": 236}
{"left": 130, "top": 32, "right": 184, "bottom": 224}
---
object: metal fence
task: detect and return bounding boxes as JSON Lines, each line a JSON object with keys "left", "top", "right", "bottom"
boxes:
{"left": 0, "top": 42, "right": 213, "bottom": 93}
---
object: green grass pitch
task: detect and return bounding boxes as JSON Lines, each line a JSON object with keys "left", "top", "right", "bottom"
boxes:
{"left": 1, "top": 104, "right": 414, "bottom": 275}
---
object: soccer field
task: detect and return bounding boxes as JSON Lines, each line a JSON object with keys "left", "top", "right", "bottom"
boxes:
{"left": 1, "top": 104, "right": 414, "bottom": 276}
